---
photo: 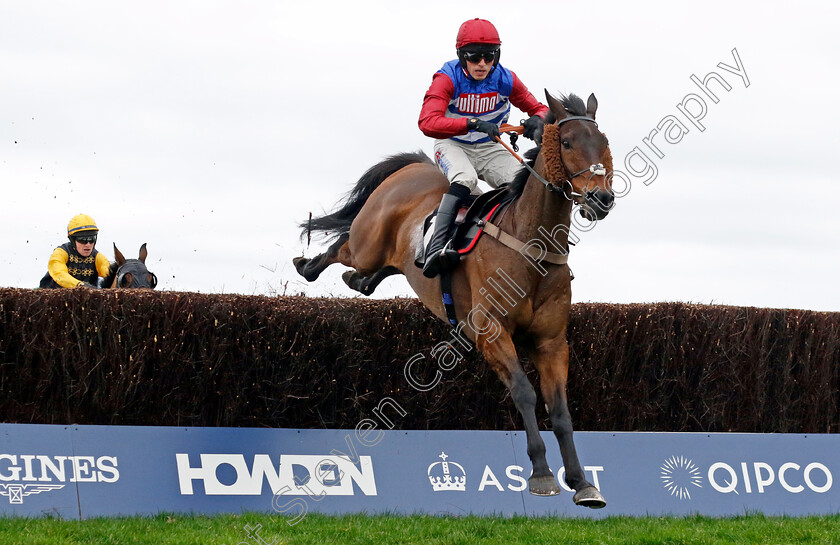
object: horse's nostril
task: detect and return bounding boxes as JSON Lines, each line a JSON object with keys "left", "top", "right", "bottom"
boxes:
{"left": 587, "top": 189, "right": 614, "bottom": 213}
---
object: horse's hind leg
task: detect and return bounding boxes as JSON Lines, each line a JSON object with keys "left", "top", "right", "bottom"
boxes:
{"left": 342, "top": 266, "right": 401, "bottom": 296}
{"left": 293, "top": 233, "right": 350, "bottom": 282}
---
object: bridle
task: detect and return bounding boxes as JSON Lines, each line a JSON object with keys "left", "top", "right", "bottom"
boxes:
{"left": 497, "top": 117, "right": 606, "bottom": 202}
{"left": 115, "top": 260, "right": 158, "bottom": 289}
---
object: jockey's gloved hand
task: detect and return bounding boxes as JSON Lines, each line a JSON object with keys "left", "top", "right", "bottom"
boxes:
{"left": 467, "top": 118, "right": 500, "bottom": 139}
{"left": 79, "top": 282, "right": 97, "bottom": 289}
{"left": 523, "top": 115, "right": 545, "bottom": 143}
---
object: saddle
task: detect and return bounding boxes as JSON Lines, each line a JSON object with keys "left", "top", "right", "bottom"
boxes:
{"left": 416, "top": 185, "right": 573, "bottom": 326}
{"left": 415, "top": 186, "right": 514, "bottom": 268}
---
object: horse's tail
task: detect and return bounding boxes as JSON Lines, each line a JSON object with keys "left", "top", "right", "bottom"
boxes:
{"left": 300, "top": 151, "right": 432, "bottom": 243}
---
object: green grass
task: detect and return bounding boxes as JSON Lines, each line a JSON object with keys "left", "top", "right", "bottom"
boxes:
{"left": 1, "top": 513, "right": 840, "bottom": 545}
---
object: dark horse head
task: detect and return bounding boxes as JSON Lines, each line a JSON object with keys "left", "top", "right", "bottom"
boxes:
{"left": 544, "top": 91, "right": 615, "bottom": 221}
{"left": 103, "top": 243, "right": 157, "bottom": 289}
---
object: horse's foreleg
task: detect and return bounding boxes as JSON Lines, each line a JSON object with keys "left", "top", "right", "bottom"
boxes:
{"left": 293, "top": 233, "right": 350, "bottom": 282}
{"left": 481, "top": 337, "right": 560, "bottom": 496}
{"left": 534, "top": 339, "right": 606, "bottom": 508}
{"left": 342, "top": 266, "right": 401, "bottom": 296}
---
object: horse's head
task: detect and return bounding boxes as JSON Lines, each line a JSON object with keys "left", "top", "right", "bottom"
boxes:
{"left": 109, "top": 243, "right": 157, "bottom": 289}
{"left": 543, "top": 91, "right": 615, "bottom": 221}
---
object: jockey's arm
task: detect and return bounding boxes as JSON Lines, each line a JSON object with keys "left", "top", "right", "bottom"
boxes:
{"left": 47, "top": 247, "right": 84, "bottom": 288}
{"left": 95, "top": 253, "right": 111, "bottom": 278}
{"left": 508, "top": 71, "right": 549, "bottom": 119}
{"left": 418, "top": 73, "right": 470, "bottom": 139}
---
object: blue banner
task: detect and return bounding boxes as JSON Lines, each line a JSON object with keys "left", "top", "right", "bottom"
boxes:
{"left": 0, "top": 424, "right": 837, "bottom": 519}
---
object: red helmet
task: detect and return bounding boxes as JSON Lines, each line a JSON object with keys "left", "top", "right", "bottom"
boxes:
{"left": 455, "top": 18, "right": 501, "bottom": 49}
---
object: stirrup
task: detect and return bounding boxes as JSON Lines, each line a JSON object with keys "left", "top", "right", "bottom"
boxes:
{"left": 438, "top": 243, "right": 460, "bottom": 270}
{"left": 423, "top": 243, "right": 459, "bottom": 278}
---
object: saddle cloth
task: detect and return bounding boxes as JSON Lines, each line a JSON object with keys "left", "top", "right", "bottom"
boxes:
{"left": 415, "top": 187, "right": 513, "bottom": 267}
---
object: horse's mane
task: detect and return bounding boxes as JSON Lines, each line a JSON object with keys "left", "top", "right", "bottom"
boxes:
{"left": 505, "top": 93, "right": 587, "bottom": 199}
{"left": 505, "top": 147, "right": 541, "bottom": 199}
{"left": 100, "top": 262, "right": 119, "bottom": 288}
{"left": 548, "top": 93, "right": 588, "bottom": 121}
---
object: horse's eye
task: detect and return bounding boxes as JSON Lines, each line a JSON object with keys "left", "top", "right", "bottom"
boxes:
{"left": 562, "top": 139, "right": 571, "bottom": 150}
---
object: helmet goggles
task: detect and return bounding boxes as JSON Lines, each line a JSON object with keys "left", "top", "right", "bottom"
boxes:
{"left": 461, "top": 48, "right": 499, "bottom": 64}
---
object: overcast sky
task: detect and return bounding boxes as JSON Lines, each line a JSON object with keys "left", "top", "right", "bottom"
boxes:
{"left": 2, "top": 1, "right": 838, "bottom": 311}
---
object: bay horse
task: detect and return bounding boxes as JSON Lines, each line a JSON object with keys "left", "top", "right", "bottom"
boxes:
{"left": 294, "top": 92, "right": 615, "bottom": 508}
{"left": 103, "top": 243, "right": 158, "bottom": 289}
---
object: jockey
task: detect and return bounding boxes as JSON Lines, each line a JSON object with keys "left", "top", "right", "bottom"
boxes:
{"left": 39, "top": 214, "right": 111, "bottom": 289}
{"left": 418, "top": 18, "right": 549, "bottom": 278}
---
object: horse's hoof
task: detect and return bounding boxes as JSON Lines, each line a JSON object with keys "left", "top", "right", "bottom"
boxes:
{"left": 292, "top": 257, "right": 309, "bottom": 276}
{"left": 342, "top": 270, "right": 360, "bottom": 288}
{"left": 528, "top": 475, "right": 561, "bottom": 496}
{"left": 573, "top": 486, "right": 606, "bottom": 509}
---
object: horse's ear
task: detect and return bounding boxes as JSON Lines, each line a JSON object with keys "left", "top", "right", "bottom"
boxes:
{"left": 545, "top": 89, "right": 568, "bottom": 120}
{"left": 139, "top": 243, "right": 147, "bottom": 264}
{"left": 586, "top": 93, "right": 598, "bottom": 119}
{"left": 113, "top": 243, "right": 126, "bottom": 266}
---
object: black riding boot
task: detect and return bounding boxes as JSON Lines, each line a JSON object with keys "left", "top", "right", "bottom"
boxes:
{"left": 423, "top": 184, "right": 470, "bottom": 278}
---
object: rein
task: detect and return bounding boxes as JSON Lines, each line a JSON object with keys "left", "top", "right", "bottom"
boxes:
{"left": 479, "top": 117, "right": 607, "bottom": 267}
{"left": 497, "top": 118, "right": 606, "bottom": 201}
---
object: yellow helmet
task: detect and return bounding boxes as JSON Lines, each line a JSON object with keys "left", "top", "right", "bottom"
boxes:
{"left": 67, "top": 214, "right": 99, "bottom": 237}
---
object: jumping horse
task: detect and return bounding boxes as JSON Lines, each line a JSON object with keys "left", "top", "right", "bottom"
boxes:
{"left": 103, "top": 243, "right": 158, "bottom": 289}
{"left": 294, "top": 92, "right": 615, "bottom": 508}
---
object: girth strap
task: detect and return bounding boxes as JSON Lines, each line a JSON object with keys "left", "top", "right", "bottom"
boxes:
{"left": 482, "top": 221, "right": 568, "bottom": 265}
{"left": 440, "top": 270, "right": 459, "bottom": 326}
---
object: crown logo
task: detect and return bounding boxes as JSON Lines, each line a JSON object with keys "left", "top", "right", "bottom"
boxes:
{"left": 427, "top": 452, "right": 466, "bottom": 492}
